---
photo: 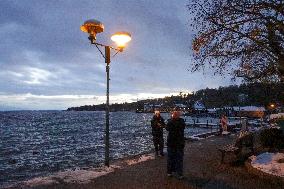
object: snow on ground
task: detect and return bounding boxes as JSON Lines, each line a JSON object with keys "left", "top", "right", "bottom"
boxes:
{"left": 188, "top": 136, "right": 203, "bottom": 141}
{"left": 126, "top": 154, "right": 155, "bottom": 165}
{"left": 222, "top": 131, "right": 230, "bottom": 135}
{"left": 23, "top": 176, "right": 58, "bottom": 186}
{"left": 250, "top": 152, "right": 284, "bottom": 177}
{"left": 23, "top": 166, "right": 118, "bottom": 187}
{"left": 21, "top": 154, "right": 155, "bottom": 187}
{"left": 270, "top": 113, "right": 284, "bottom": 120}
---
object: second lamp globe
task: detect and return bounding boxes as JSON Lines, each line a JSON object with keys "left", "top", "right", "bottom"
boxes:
{"left": 111, "top": 32, "right": 132, "bottom": 48}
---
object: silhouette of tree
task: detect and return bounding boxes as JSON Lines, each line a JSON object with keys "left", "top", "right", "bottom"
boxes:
{"left": 67, "top": 83, "right": 283, "bottom": 111}
{"left": 188, "top": 0, "right": 284, "bottom": 82}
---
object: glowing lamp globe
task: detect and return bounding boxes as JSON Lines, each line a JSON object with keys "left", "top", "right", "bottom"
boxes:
{"left": 80, "top": 19, "right": 104, "bottom": 41}
{"left": 270, "top": 104, "right": 275, "bottom": 108}
{"left": 111, "top": 32, "right": 131, "bottom": 48}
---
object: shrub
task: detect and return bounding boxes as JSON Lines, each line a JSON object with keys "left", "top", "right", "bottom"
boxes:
{"left": 277, "top": 119, "right": 284, "bottom": 131}
{"left": 259, "top": 128, "right": 284, "bottom": 150}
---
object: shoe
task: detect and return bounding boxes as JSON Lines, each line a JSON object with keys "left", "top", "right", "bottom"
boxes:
{"left": 177, "top": 175, "right": 184, "bottom": 180}
{"left": 167, "top": 173, "right": 173, "bottom": 177}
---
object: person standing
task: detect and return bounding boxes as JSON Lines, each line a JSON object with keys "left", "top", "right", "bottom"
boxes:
{"left": 220, "top": 114, "right": 228, "bottom": 133}
{"left": 166, "top": 111, "right": 186, "bottom": 179}
{"left": 151, "top": 110, "right": 165, "bottom": 156}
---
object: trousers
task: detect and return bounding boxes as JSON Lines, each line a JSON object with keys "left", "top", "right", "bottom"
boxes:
{"left": 167, "top": 147, "right": 184, "bottom": 176}
{"left": 153, "top": 135, "right": 164, "bottom": 154}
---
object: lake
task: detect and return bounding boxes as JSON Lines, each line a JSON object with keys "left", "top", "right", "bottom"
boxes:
{"left": 0, "top": 111, "right": 216, "bottom": 187}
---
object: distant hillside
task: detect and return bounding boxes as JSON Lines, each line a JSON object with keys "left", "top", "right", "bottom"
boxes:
{"left": 67, "top": 82, "right": 284, "bottom": 111}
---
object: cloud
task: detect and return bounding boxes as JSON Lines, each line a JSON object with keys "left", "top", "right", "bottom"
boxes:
{"left": 0, "top": 0, "right": 237, "bottom": 110}
{"left": 23, "top": 67, "right": 56, "bottom": 85}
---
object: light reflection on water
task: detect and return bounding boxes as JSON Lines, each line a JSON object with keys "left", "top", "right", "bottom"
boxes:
{"left": 0, "top": 111, "right": 215, "bottom": 186}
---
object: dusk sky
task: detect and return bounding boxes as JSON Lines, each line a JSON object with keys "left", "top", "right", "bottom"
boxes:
{"left": 0, "top": 0, "right": 238, "bottom": 110}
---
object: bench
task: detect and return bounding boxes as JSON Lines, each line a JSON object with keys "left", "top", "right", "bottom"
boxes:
{"left": 218, "top": 132, "right": 254, "bottom": 163}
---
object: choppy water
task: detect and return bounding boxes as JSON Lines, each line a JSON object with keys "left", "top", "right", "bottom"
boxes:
{"left": 0, "top": 111, "right": 216, "bottom": 187}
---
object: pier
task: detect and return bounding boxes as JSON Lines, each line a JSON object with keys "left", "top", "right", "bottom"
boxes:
{"left": 185, "top": 119, "right": 220, "bottom": 133}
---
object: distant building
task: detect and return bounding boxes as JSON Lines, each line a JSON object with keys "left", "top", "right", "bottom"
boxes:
{"left": 192, "top": 101, "right": 206, "bottom": 114}
{"left": 233, "top": 106, "right": 265, "bottom": 118}
{"left": 193, "top": 101, "right": 206, "bottom": 110}
{"left": 143, "top": 103, "right": 162, "bottom": 112}
{"left": 143, "top": 103, "right": 153, "bottom": 112}
{"left": 174, "top": 103, "right": 187, "bottom": 110}
{"left": 207, "top": 108, "right": 219, "bottom": 116}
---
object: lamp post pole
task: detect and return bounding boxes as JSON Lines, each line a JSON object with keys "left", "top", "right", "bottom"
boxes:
{"left": 80, "top": 19, "right": 131, "bottom": 167}
{"left": 105, "top": 46, "right": 111, "bottom": 167}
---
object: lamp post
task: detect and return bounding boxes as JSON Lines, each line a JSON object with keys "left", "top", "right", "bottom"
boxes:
{"left": 270, "top": 103, "right": 275, "bottom": 109}
{"left": 80, "top": 19, "right": 131, "bottom": 167}
{"left": 238, "top": 94, "right": 246, "bottom": 126}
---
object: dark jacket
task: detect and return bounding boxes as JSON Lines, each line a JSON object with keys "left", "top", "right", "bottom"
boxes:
{"left": 166, "top": 118, "right": 185, "bottom": 149}
{"left": 151, "top": 115, "right": 165, "bottom": 136}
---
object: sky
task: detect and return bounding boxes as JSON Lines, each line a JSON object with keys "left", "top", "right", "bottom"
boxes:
{"left": 0, "top": 0, "right": 238, "bottom": 110}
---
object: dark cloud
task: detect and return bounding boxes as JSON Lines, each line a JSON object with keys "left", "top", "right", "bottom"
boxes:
{"left": 0, "top": 0, "right": 235, "bottom": 110}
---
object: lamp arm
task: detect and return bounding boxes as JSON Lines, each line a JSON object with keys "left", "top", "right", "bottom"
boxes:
{"left": 94, "top": 43, "right": 106, "bottom": 59}
{"left": 92, "top": 42, "right": 122, "bottom": 59}
{"left": 92, "top": 41, "right": 121, "bottom": 51}
{"left": 112, "top": 50, "right": 121, "bottom": 58}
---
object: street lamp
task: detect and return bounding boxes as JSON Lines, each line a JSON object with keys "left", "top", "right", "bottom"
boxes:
{"left": 268, "top": 103, "right": 276, "bottom": 115}
{"left": 270, "top": 103, "right": 275, "bottom": 109}
{"left": 81, "top": 19, "right": 131, "bottom": 167}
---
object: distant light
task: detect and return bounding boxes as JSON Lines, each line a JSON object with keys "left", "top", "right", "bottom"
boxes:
{"left": 270, "top": 104, "right": 275, "bottom": 108}
{"left": 111, "top": 32, "right": 131, "bottom": 48}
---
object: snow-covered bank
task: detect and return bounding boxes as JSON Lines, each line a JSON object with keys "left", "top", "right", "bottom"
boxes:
{"left": 270, "top": 113, "right": 284, "bottom": 120}
{"left": 125, "top": 154, "right": 155, "bottom": 165}
{"left": 250, "top": 152, "right": 284, "bottom": 178}
{"left": 7, "top": 154, "right": 155, "bottom": 188}
{"left": 22, "top": 166, "right": 118, "bottom": 187}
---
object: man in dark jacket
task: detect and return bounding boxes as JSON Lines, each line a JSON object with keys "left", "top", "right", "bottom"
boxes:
{"left": 151, "top": 111, "right": 165, "bottom": 156}
{"left": 166, "top": 111, "right": 185, "bottom": 179}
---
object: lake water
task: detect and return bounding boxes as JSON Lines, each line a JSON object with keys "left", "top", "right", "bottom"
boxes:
{"left": 0, "top": 111, "right": 217, "bottom": 187}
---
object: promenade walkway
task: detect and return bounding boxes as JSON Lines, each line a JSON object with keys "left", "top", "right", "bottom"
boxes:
{"left": 16, "top": 135, "right": 284, "bottom": 189}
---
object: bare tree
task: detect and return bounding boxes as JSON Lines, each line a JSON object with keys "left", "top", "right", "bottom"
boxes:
{"left": 188, "top": 0, "right": 284, "bottom": 82}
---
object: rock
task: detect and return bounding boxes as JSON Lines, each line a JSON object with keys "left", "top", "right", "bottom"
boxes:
{"left": 33, "top": 151, "right": 40, "bottom": 155}
{"left": 9, "top": 159, "right": 17, "bottom": 164}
